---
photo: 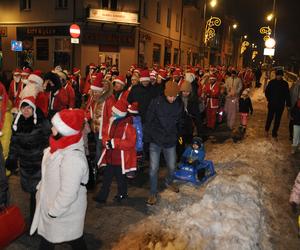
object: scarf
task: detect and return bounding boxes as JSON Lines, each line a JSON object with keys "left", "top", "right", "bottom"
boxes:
{"left": 49, "top": 132, "right": 82, "bottom": 153}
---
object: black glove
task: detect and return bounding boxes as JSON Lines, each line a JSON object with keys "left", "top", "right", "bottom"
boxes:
{"left": 192, "top": 160, "right": 200, "bottom": 167}
{"left": 5, "top": 158, "right": 18, "bottom": 171}
{"left": 106, "top": 140, "right": 113, "bottom": 150}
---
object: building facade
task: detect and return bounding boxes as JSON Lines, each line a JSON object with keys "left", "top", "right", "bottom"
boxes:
{"left": 0, "top": 0, "right": 240, "bottom": 74}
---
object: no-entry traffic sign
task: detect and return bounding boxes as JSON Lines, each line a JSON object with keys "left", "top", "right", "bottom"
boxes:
{"left": 69, "top": 24, "right": 80, "bottom": 38}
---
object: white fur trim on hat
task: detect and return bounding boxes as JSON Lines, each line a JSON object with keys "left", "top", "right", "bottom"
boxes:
{"left": 28, "top": 74, "right": 43, "bottom": 86}
{"left": 140, "top": 77, "right": 150, "bottom": 82}
{"left": 114, "top": 79, "right": 125, "bottom": 85}
{"left": 111, "top": 106, "right": 127, "bottom": 117}
{"left": 90, "top": 85, "right": 104, "bottom": 92}
{"left": 127, "top": 107, "right": 138, "bottom": 114}
{"left": 51, "top": 112, "right": 79, "bottom": 136}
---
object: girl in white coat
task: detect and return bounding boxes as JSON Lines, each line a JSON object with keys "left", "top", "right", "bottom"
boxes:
{"left": 30, "top": 109, "right": 89, "bottom": 250}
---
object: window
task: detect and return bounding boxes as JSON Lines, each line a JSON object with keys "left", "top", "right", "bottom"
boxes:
{"left": 156, "top": 1, "right": 161, "bottom": 24}
{"left": 36, "top": 39, "right": 49, "bottom": 61}
{"left": 167, "top": 8, "right": 171, "bottom": 28}
{"left": 143, "top": 0, "right": 148, "bottom": 18}
{"left": 56, "top": 0, "right": 68, "bottom": 9}
{"left": 153, "top": 43, "right": 161, "bottom": 65}
{"left": 20, "top": 0, "right": 31, "bottom": 10}
{"left": 173, "top": 48, "right": 179, "bottom": 64}
{"left": 101, "top": 0, "right": 117, "bottom": 10}
{"left": 176, "top": 13, "right": 180, "bottom": 32}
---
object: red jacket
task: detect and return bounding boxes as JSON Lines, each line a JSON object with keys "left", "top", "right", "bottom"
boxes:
{"left": 100, "top": 90, "right": 129, "bottom": 140}
{"left": 64, "top": 81, "right": 75, "bottom": 108}
{"left": 99, "top": 116, "right": 137, "bottom": 174}
{"left": 8, "top": 80, "right": 25, "bottom": 108}
{"left": 37, "top": 89, "right": 70, "bottom": 118}
{"left": 203, "top": 82, "right": 220, "bottom": 109}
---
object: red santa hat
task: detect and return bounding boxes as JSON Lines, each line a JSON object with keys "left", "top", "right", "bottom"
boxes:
{"left": 28, "top": 70, "right": 43, "bottom": 86}
{"left": 140, "top": 70, "right": 150, "bottom": 82}
{"left": 113, "top": 75, "right": 126, "bottom": 86}
{"left": 13, "top": 96, "right": 37, "bottom": 131}
{"left": 133, "top": 68, "right": 141, "bottom": 76}
{"left": 89, "top": 63, "right": 97, "bottom": 69}
{"left": 173, "top": 69, "right": 182, "bottom": 77}
{"left": 150, "top": 70, "right": 157, "bottom": 79}
{"left": 128, "top": 102, "right": 139, "bottom": 114}
{"left": 73, "top": 67, "right": 80, "bottom": 75}
{"left": 91, "top": 73, "right": 104, "bottom": 92}
{"left": 51, "top": 109, "right": 85, "bottom": 136}
{"left": 112, "top": 99, "right": 128, "bottom": 117}
{"left": 13, "top": 68, "right": 22, "bottom": 75}
{"left": 21, "top": 67, "right": 31, "bottom": 76}
{"left": 158, "top": 69, "right": 167, "bottom": 80}
{"left": 100, "top": 63, "right": 107, "bottom": 69}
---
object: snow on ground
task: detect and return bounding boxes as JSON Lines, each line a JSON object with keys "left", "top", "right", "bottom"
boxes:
{"left": 113, "top": 85, "right": 300, "bottom": 250}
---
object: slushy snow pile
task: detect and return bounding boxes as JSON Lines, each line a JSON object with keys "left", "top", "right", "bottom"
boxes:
{"left": 114, "top": 175, "right": 271, "bottom": 250}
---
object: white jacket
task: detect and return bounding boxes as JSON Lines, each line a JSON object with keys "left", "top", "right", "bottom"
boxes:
{"left": 225, "top": 76, "right": 243, "bottom": 97}
{"left": 30, "top": 138, "right": 89, "bottom": 243}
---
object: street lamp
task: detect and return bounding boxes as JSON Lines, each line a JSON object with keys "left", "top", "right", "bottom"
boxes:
{"left": 210, "top": 0, "right": 217, "bottom": 8}
{"left": 232, "top": 23, "right": 238, "bottom": 29}
{"left": 244, "top": 35, "right": 248, "bottom": 39}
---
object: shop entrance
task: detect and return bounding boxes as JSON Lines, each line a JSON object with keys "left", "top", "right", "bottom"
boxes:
{"left": 98, "top": 52, "right": 120, "bottom": 68}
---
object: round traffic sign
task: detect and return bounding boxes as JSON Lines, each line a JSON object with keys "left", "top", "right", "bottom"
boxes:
{"left": 69, "top": 24, "right": 80, "bottom": 38}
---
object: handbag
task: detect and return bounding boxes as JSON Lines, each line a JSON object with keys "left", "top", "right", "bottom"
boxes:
{"left": 0, "top": 205, "right": 26, "bottom": 248}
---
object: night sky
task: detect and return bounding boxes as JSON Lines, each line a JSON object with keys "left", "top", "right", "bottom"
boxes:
{"left": 223, "top": 0, "right": 300, "bottom": 67}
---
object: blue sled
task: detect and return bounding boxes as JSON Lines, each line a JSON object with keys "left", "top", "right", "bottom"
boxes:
{"left": 174, "top": 160, "right": 216, "bottom": 186}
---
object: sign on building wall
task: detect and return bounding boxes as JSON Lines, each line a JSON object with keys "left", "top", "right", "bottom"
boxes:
{"left": 89, "top": 9, "right": 139, "bottom": 25}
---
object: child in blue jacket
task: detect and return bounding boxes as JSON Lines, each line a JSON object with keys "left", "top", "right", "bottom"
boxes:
{"left": 180, "top": 137, "right": 205, "bottom": 167}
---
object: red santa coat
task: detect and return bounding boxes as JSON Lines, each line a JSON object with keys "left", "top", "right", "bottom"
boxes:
{"left": 98, "top": 116, "right": 137, "bottom": 174}
{"left": 100, "top": 90, "right": 129, "bottom": 140}
{"left": 82, "top": 75, "right": 91, "bottom": 95}
{"left": 8, "top": 80, "right": 25, "bottom": 108}
{"left": 64, "top": 81, "right": 75, "bottom": 108}
{"left": 37, "top": 89, "right": 70, "bottom": 117}
{"left": 204, "top": 81, "right": 220, "bottom": 109}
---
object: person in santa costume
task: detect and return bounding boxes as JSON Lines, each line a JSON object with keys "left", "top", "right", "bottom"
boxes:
{"left": 85, "top": 72, "right": 113, "bottom": 163}
{"left": 100, "top": 75, "right": 129, "bottom": 141}
{"left": 42, "top": 71, "right": 72, "bottom": 119}
{"left": 6, "top": 95, "right": 50, "bottom": 222}
{"left": 82, "top": 63, "right": 97, "bottom": 99}
{"left": 203, "top": 73, "right": 221, "bottom": 129}
{"left": 8, "top": 68, "right": 22, "bottom": 107}
{"left": 95, "top": 98, "right": 136, "bottom": 204}
{"left": 71, "top": 67, "right": 83, "bottom": 108}
{"left": 30, "top": 109, "right": 88, "bottom": 249}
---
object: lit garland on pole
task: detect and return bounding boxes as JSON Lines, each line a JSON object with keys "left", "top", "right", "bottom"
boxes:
{"left": 204, "top": 16, "right": 221, "bottom": 45}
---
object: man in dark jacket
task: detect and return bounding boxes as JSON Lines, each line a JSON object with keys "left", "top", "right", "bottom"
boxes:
{"left": 144, "top": 81, "right": 183, "bottom": 205}
{"left": 265, "top": 69, "right": 291, "bottom": 140}
{"left": 127, "top": 70, "right": 159, "bottom": 124}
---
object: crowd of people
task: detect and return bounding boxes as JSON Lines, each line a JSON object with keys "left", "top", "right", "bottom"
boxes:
{"left": 2, "top": 61, "right": 298, "bottom": 249}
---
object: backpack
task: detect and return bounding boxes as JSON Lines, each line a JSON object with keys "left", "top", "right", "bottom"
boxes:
{"left": 132, "top": 116, "right": 143, "bottom": 152}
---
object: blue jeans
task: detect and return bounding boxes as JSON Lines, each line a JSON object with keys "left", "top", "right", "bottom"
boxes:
{"left": 293, "top": 125, "right": 300, "bottom": 147}
{"left": 149, "top": 143, "right": 176, "bottom": 195}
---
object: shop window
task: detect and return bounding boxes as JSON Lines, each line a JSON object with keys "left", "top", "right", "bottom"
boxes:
{"left": 173, "top": 48, "right": 179, "bottom": 64}
{"left": 167, "top": 8, "right": 171, "bottom": 28}
{"left": 101, "top": 0, "right": 117, "bottom": 10}
{"left": 54, "top": 38, "right": 71, "bottom": 69}
{"left": 153, "top": 43, "right": 161, "bottom": 65}
{"left": 36, "top": 39, "right": 49, "bottom": 61}
{"left": 176, "top": 13, "right": 180, "bottom": 32}
{"left": 156, "top": 1, "right": 161, "bottom": 24}
{"left": 20, "top": 0, "right": 31, "bottom": 10}
{"left": 143, "top": 0, "right": 148, "bottom": 18}
{"left": 56, "top": 0, "right": 68, "bottom": 9}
